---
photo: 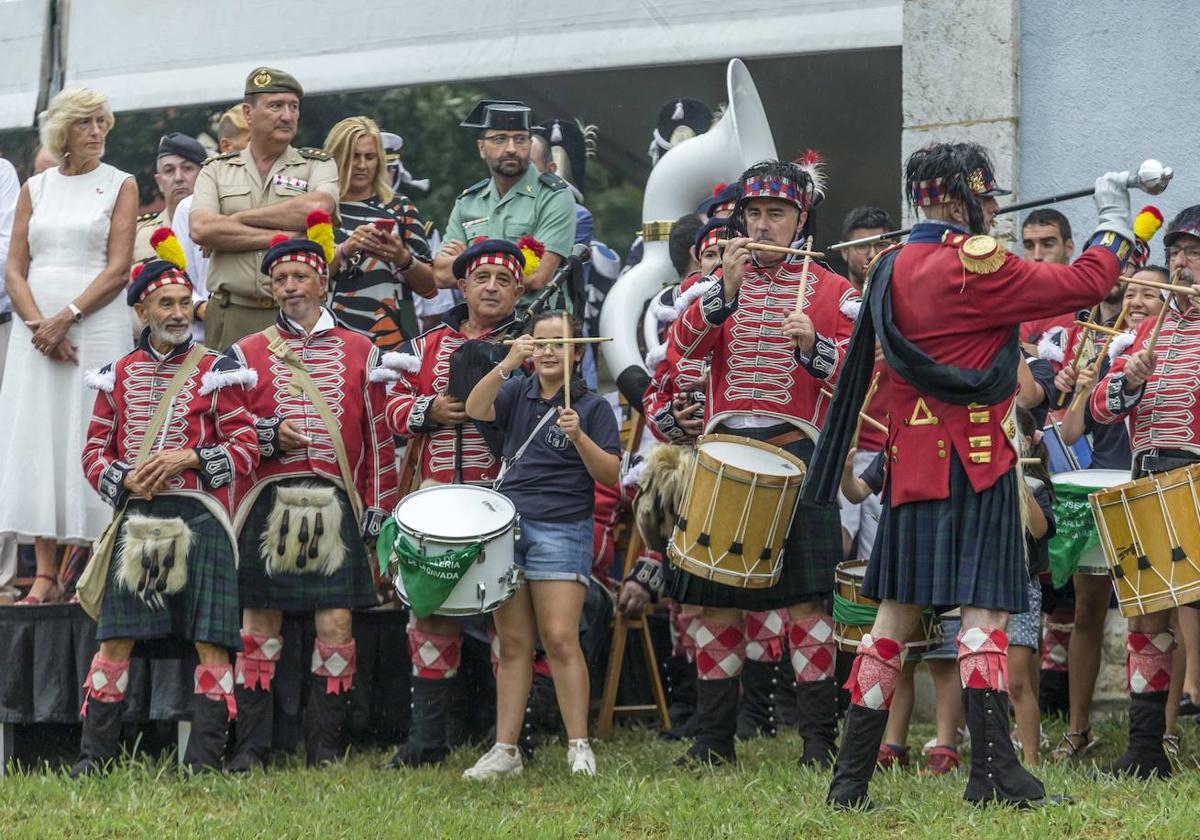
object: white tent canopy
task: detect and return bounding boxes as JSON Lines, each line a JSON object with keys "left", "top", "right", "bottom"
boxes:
{"left": 0, "top": 0, "right": 900, "bottom": 130}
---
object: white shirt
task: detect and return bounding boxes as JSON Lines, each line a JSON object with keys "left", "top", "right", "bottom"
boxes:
{"left": 0, "top": 159, "right": 20, "bottom": 315}
{"left": 172, "top": 195, "right": 208, "bottom": 340}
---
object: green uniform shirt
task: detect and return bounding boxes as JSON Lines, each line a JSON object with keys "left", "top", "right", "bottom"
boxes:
{"left": 445, "top": 165, "right": 576, "bottom": 259}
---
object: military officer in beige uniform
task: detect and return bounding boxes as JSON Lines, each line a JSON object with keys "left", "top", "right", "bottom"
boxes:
{"left": 190, "top": 67, "right": 339, "bottom": 349}
{"left": 134, "top": 133, "right": 207, "bottom": 261}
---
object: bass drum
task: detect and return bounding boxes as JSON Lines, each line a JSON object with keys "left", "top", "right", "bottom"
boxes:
{"left": 390, "top": 485, "right": 520, "bottom": 616}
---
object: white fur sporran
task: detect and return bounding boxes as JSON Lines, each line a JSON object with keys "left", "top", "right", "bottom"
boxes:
{"left": 116, "top": 515, "right": 193, "bottom": 605}
{"left": 260, "top": 484, "right": 346, "bottom": 576}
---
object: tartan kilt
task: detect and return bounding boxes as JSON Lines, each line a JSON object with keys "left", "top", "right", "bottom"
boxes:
{"left": 97, "top": 495, "right": 242, "bottom": 651}
{"left": 862, "top": 452, "right": 1028, "bottom": 614}
{"left": 665, "top": 431, "right": 841, "bottom": 610}
{"left": 238, "top": 477, "right": 375, "bottom": 611}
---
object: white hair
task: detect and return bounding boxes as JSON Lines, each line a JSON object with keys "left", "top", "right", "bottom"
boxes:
{"left": 38, "top": 87, "right": 115, "bottom": 163}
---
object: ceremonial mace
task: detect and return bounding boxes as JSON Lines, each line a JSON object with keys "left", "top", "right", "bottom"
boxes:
{"left": 828, "top": 160, "right": 1175, "bottom": 252}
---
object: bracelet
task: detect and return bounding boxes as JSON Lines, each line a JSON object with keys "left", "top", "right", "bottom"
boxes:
{"left": 496, "top": 366, "right": 512, "bottom": 380}
{"left": 395, "top": 252, "right": 415, "bottom": 274}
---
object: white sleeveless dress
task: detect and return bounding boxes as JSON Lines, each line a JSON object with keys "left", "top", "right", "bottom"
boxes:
{"left": 0, "top": 162, "right": 134, "bottom": 543}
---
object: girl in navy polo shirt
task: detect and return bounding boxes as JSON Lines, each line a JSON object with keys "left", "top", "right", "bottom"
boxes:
{"left": 464, "top": 311, "right": 620, "bottom": 780}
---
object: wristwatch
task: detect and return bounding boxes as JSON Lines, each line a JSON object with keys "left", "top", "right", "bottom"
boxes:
{"left": 68, "top": 303, "right": 84, "bottom": 323}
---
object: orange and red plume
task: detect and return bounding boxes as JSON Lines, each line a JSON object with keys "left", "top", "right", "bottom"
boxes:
{"left": 1134, "top": 205, "right": 1164, "bottom": 243}
{"left": 305, "top": 210, "right": 335, "bottom": 265}
{"left": 517, "top": 235, "right": 544, "bottom": 276}
{"left": 149, "top": 226, "right": 186, "bottom": 271}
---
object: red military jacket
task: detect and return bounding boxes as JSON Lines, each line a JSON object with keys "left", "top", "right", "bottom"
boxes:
{"left": 82, "top": 335, "right": 260, "bottom": 529}
{"left": 642, "top": 273, "right": 711, "bottom": 443}
{"left": 667, "top": 255, "right": 859, "bottom": 440}
{"left": 229, "top": 309, "right": 398, "bottom": 536}
{"left": 1090, "top": 298, "right": 1200, "bottom": 456}
{"left": 856, "top": 360, "right": 890, "bottom": 453}
{"left": 383, "top": 304, "right": 516, "bottom": 485}
{"left": 878, "top": 222, "right": 1120, "bottom": 505}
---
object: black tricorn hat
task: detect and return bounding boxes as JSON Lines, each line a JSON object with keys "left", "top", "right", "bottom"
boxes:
{"left": 460, "top": 100, "right": 540, "bottom": 132}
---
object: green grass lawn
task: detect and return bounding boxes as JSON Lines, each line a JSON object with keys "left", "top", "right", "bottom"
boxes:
{"left": 5, "top": 714, "right": 1200, "bottom": 839}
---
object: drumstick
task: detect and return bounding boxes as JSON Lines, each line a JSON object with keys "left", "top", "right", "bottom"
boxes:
{"left": 501, "top": 336, "right": 612, "bottom": 345}
{"left": 820, "top": 387, "right": 887, "bottom": 434}
{"left": 562, "top": 311, "right": 572, "bottom": 412}
{"left": 1067, "top": 301, "right": 1130, "bottom": 413}
{"left": 1053, "top": 304, "right": 1100, "bottom": 408}
{"left": 794, "top": 235, "right": 815, "bottom": 312}
{"left": 715, "top": 239, "right": 824, "bottom": 259}
{"left": 1124, "top": 275, "right": 1200, "bottom": 297}
{"left": 850, "top": 371, "right": 882, "bottom": 449}
{"left": 1144, "top": 270, "right": 1182, "bottom": 354}
{"left": 1073, "top": 320, "right": 1125, "bottom": 338}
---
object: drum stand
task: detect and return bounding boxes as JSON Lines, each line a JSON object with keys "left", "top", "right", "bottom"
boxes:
{"left": 596, "top": 526, "right": 672, "bottom": 737}
{"left": 596, "top": 412, "right": 671, "bottom": 737}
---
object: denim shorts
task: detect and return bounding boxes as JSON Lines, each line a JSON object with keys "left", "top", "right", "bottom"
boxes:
{"left": 1006, "top": 577, "right": 1043, "bottom": 651}
{"left": 514, "top": 516, "right": 593, "bottom": 584}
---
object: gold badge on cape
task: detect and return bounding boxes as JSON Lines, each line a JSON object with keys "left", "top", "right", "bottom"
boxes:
{"left": 958, "top": 235, "right": 1006, "bottom": 274}
{"left": 253, "top": 71, "right": 272, "bottom": 88}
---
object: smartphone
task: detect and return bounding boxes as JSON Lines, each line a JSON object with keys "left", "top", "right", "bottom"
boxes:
{"left": 373, "top": 218, "right": 396, "bottom": 233}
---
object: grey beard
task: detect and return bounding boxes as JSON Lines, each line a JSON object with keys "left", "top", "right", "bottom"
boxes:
{"left": 150, "top": 322, "right": 190, "bottom": 347}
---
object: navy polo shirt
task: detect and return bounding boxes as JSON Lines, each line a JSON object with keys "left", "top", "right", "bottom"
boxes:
{"left": 489, "top": 375, "right": 621, "bottom": 522}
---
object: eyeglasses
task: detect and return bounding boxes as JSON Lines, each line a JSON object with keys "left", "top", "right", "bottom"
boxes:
{"left": 482, "top": 134, "right": 530, "bottom": 148}
{"left": 1166, "top": 245, "right": 1200, "bottom": 263}
{"left": 848, "top": 241, "right": 892, "bottom": 255}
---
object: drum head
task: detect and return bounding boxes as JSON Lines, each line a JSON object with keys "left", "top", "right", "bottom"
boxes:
{"left": 699, "top": 440, "right": 802, "bottom": 478}
{"left": 836, "top": 560, "right": 867, "bottom": 580}
{"left": 1052, "top": 469, "right": 1130, "bottom": 490}
{"left": 394, "top": 485, "right": 516, "bottom": 541}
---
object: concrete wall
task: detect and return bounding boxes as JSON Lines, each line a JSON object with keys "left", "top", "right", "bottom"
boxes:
{"left": 902, "top": 0, "right": 1020, "bottom": 236}
{"left": 1019, "top": 1, "right": 1200, "bottom": 258}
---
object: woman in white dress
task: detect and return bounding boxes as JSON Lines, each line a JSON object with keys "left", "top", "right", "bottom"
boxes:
{"left": 0, "top": 87, "right": 137, "bottom": 604}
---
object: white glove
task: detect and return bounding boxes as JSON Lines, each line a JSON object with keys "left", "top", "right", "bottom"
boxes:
{"left": 1092, "top": 170, "right": 1134, "bottom": 244}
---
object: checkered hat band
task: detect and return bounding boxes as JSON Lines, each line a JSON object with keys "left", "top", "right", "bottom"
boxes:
{"left": 698, "top": 228, "right": 723, "bottom": 252}
{"left": 467, "top": 252, "right": 522, "bottom": 277}
{"left": 741, "top": 176, "right": 804, "bottom": 207}
{"left": 140, "top": 270, "right": 192, "bottom": 301}
{"left": 914, "top": 169, "right": 999, "bottom": 207}
{"left": 270, "top": 251, "right": 326, "bottom": 273}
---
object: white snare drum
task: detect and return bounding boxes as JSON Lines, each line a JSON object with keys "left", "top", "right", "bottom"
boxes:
{"left": 390, "top": 485, "right": 520, "bottom": 616}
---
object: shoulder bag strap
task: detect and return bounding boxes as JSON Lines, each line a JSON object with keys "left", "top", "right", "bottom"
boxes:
{"left": 135, "top": 344, "right": 207, "bottom": 466}
{"left": 493, "top": 407, "right": 557, "bottom": 490}
{"left": 264, "top": 326, "right": 364, "bottom": 521}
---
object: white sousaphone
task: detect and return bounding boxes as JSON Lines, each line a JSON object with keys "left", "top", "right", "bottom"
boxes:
{"left": 600, "top": 58, "right": 777, "bottom": 405}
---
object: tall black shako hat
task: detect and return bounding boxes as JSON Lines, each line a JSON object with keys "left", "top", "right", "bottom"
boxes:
{"left": 460, "top": 100, "right": 540, "bottom": 133}
{"left": 649, "top": 98, "right": 713, "bottom": 165}
{"left": 905, "top": 142, "right": 1010, "bottom": 235}
{"left": 537, "top": 118, "right": 596, "bottom": 194}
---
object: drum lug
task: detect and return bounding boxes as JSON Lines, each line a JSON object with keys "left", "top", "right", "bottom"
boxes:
{"left": 514, "top": 514, "right": 522, "bottom": 542}
{"left": 477, "top": 581, "right": 487, "bottom": 607}
{"left": 505, "top": 567, "right": 520, "bottom": 587}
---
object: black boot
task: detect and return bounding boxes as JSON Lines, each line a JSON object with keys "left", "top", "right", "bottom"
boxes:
{"left": 962, "top": 687, "right": 1049, "bottom": 806}
{"left": 303, "top": 682, "right": 350, "bottom": 768}
{"left": 183, "top": 695, "right": 231, "bottom": 774}
{"left": 389, "top": 676, "right": 454, "bottom": 768}
{"left": 69, "top": 698, "right": 126, "bottom": 778}
{"left": 227, "top": 686, "right": 273, "bottom": 773}
{"left": 1102, "top": 691, "right": 1172, "bottom": 780}
{"left": 675, "top": 677, "right": 739, "bottom": 766}
{"left": 826, "top": 704, "right": 889, "bottom": 809}
{"left": 1038, "top": 669, "right": 1070, "bottom": 718}
{"left": 661, "top": 654, "right": 698, "bottom": 740}
{"left": 775, "top": 657, "right": 799, "bottom": 728}
{"left": 736, "top": 660, "right": 778, "bottom": 739}
{"left": 796, "top": 679, "right": 838, "bottom": 767}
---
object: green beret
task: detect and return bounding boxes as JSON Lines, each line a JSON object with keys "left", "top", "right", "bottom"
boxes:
{"left": 245, "top": 67, "right": 303, "bottom": 98}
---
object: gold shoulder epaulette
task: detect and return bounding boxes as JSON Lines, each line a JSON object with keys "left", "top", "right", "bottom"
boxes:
{"left": 945, "top": 232, "right": 1006, "bottom": 274}
{"left": 298, "top": 147, "right": 332, "bottom": 161}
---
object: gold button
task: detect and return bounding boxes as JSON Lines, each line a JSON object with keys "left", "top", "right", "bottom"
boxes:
{"left": 938, "top": 449, "right": 947, "bottom": 458}
{"left": 937, "top": 439, "right": 945, "bottom": 447}
{"left": 891, "top": 445, "right": 899, "bottom": 453}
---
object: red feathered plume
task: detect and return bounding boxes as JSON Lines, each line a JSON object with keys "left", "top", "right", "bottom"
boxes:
{"left": 149, "top": 228, "right": 172, "bottom": 249}
{"left": 269, "top": 233, "right": 290, "bottom": 248}
{"left": 305, "top": 209, "right": 331, "bottom": 228}
{"left": 712, "top": 182, "right": 727, "bottom": 196}
{"left": 517, "top": 235, "right": 545, "bottom": 258}
{"left": 471, "top": 235, "right": 488, "bottom": 245}
{"left": 793, "top": 148, "right": 826, "bottom": 202}
{"left": 130, "top": 262, "right": 146, "bottom": 282}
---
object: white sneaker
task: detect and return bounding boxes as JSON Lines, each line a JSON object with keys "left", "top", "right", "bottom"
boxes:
{"left": 463, "top": 743, "right": 523, "bottom": 780}
{"left": 567, "top": 739, "right": 596, "bottom": 776}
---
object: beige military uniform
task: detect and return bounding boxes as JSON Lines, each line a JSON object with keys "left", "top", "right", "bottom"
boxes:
{"left": 133, "top": 209, "right": 170, "bottom": 262}
{"left": 189, "top": 145, "right": 338, "bottom": 348}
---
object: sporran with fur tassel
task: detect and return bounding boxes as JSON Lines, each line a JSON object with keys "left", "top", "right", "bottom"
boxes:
{"left": 261, "top": 484, "right": 346, "bottom": 576}
{"left": 634, "top": 445, "right": 696, "bottom": 555}
{"left": 116, "top": 515, "right": 193, "bottom": 609}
